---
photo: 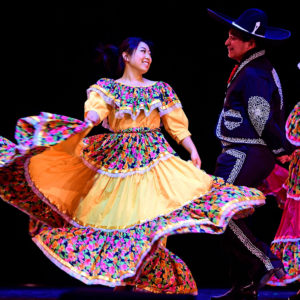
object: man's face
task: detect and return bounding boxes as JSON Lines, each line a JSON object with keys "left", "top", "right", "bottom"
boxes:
{"left": 225, "top": 29, "right": 255, "bottom": 62}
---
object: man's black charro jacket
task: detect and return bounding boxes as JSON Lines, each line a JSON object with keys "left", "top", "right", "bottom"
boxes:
{"left": 216, "top": 48, "right": 294, "bottom": 155}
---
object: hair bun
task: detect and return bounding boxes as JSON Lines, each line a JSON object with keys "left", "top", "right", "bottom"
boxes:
{"left": 94, "top": 43, "right": 119, "bottom": 77}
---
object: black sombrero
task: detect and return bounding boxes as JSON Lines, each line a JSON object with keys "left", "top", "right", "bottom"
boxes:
{"left": 207, "top": 8, "right": 291, "bottom": 40}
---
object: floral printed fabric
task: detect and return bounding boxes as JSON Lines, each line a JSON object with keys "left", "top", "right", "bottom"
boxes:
{"left": 15, "top": 112, "right": 90, "bottom": 149}
{"left": 82, "top": 127, "right": 177, "bottom": 176}
{"left": 269, "top": 241, "right": 300, "bottom": 286}
{"left": 33, "top": 223, "right": 197, "bottom": 294}
{"left": 283, "top": 149, "right": 300, "bottom": 200}
{"left": 32, "top": 175, "right": 263, "bottom": 290}
{"left": 128, "top": 245, "right": 198, "bottom": 295}
{"left": 285, "top": 102, "right": 300, "bottom": 146}
{"left": 87, "top": 78, "right": 182, "bottom": 120}
{"left": 0, "top": 112, "right": 91, "bottom": 227}
{"left": 0, "top": 137, "right": 17, "bottom": 166}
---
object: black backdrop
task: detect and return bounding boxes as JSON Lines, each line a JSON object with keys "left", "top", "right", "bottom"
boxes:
{"left": 1, "top": 0, "right": 299, "bottom": 288}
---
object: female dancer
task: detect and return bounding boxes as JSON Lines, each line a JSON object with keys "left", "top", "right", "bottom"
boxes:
{"left": 268, "top": 101, "right": 300, "bottom": 288}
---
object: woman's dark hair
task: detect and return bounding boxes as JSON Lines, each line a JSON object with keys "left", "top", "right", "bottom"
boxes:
{"left": 95, "top": 37, "right": 153, "bottom": 78}
{"left": 94, "top": 43, "right": 119, "bottom": 77}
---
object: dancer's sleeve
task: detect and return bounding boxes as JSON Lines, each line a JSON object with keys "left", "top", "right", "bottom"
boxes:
{"left": 161, "top": 108, "right": 191, "bottom": 144}
{"left": 84, "top": 91, "right": 111, "bottom": 125}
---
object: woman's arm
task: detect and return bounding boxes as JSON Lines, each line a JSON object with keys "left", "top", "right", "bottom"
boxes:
{"left": 84, "top": 91, "right": 110, "bottom": 125}
{"left": 161, "top": 108, "right": 201, "bottom": 168}
{"left": 181, "top": 136, "right": 201, "bottom": 168}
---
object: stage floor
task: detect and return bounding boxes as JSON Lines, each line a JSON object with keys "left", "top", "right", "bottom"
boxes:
{"left": 0, "top": 286, "right": 298, "bottom": 300}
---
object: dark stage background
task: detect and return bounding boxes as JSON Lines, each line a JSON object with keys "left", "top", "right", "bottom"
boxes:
{"left": 1, "top": 0, "right": 299, "bottom": 289}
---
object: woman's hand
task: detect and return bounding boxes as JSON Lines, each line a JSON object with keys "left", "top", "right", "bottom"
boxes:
{"left": 181, "top": 136, "right": 202, "bottom": 169}
{"left": 191, "top": 149, "right": 202, "bottom": 169}
{"left": 85, "top": 110, "right": 100, "bottom": 125}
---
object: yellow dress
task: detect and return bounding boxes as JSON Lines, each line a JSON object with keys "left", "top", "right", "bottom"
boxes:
{"left": 0, "top": 78, "right": 266, "bottom": 294}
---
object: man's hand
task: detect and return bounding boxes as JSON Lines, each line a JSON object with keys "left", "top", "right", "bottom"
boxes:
{"left": 277, "top": 155, "right": 292, "bottom": 164}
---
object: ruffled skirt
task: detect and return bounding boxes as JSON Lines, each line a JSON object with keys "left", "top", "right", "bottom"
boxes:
{"left": 0, "top": 112, "right": 266, "bottom": 294}
{"left": 258, "top": 152, "right": 300, "bottom": 286}
{"left": 264, "top": 152, "right": 300, "bottom": 286}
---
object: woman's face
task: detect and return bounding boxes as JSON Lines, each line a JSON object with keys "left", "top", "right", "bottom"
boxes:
{"left": 124, "top": 41, "right": 152, "bottom": 74}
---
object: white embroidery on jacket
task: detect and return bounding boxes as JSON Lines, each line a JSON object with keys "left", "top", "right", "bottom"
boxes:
{"left": 216, "top": 110, "right": 267, "bottom": 145}
{"left": 248, "top": 96, "right": 270, "bottom": 136}
{"left": 224, "top": 149, "right": 246, "bottom": 183}
{"left": 224, "top": 110, "right": 243, "bottom": 130}
{"left": 271, "top": 68, "right": 283, "bottom": 110}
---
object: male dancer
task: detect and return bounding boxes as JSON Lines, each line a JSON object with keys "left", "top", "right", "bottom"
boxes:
{"left": 207, "top": 8, "right": 295, "bottom": 299}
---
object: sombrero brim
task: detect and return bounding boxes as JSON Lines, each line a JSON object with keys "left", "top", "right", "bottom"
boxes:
{"left": 207, "top": 8, "right": 291, "bottom": 40}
